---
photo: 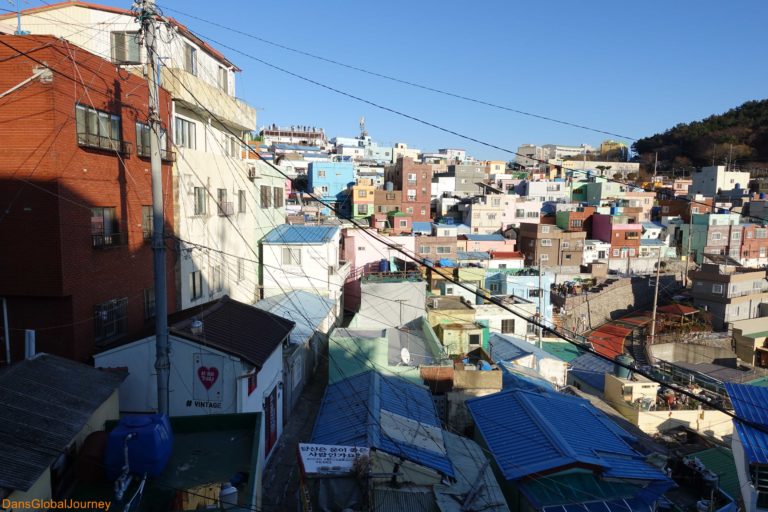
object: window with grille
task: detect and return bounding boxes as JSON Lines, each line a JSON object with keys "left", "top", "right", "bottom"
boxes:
{"left": 358, "top": 204, "right": 368, "bottom": 214}
{"left": 261, "top": 186, "right": 272, "bottom": 208}
{"left": 273, "top": 187, "right": 283, "bottom": 208}
{"left": 91, "top": 207, "right": 120, "bottom": 247}
{"left": 94, "top": 298, "right": 128, "bottom": 343}
{"left": 110, "top": 31, "right": 140, "bottom": 64}
{"left": 501, "top": 319, "right": 515, "bottom": 333}
{"left": 135, "top": 123, "right": 168, "bottom": 158}
{"left": 143, "top": 288, "right": 155, "bottom": 320}
{"left": 76, "top": 104, "right": 122, "bottom": 151}
{"left": 141, "top": 205, "right": 153, "bottom": 240}
{"left": 238, "top": 190, "right": 246, "bottom": 213}
{"left": 194, "top": 187, "right": 206, "bottom": 215}
{"left": 211, "top": 266, "right": 223, "bottom": 293}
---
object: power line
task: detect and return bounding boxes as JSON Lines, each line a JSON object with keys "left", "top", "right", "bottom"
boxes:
{"left": 155, "top": 3, "right": 638, "bottom": 142}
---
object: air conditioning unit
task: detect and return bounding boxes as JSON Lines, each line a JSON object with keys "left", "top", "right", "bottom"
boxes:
{"left": 247, "top": 164, "right": 257, "bottom": 181}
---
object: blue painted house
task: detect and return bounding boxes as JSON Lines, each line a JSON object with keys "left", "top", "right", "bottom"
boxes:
{"left": 307, "top": 161, "right": 355, "bottom": 214}
{"left": 485, "top": 270, "right": 554, "bottom": 324}
{"left": 467, "top": 387, "right": 674, "bottom": 511}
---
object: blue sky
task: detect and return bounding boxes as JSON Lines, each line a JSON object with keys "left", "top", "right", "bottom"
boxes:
{"left": 43, "top": 1, "right": 768, "bottom": 159}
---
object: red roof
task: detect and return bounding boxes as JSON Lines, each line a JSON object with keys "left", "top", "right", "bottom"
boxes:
{"left": 657, "top": 304, "right": 698, "bottom": 316}
{"left": 0, "top": 1, "right": 240, "bottom": 70}
{"left": 588, "top": 324, "right": 631, "bottom": 359}
{"left": 490, "top": 251, "right": 524, "bottom": 260}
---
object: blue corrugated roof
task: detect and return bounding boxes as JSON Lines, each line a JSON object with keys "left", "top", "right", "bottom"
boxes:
{"left": 467, "top": 388, "right": 666, "bottom": 483}
{"left": 262, "top": 224, "right": 339, "bottom": 244}
{"left": 569, "top": 353, "right": 613, "bottom": 392}
{"left": 725, "top": 383, "right": 768, "bottom": 463}
{"left": 640, "top": 239, "right": 665, "bottom": 246}
{"left": 311, "top": 370, "right": 454, "bottom": 477}
{"left": 457, "top": 251, "right": 490, "bottom": 260}
{"left": 490, "top": 333, "right": 556, "bottom": 363}
{"left": 464, "top": 234, "right": 506, "bottom": 242}
{"left": 412, "top": 221, "right": 433, "bottom": 234}
{"left": 498, "top": 362, "right": 556, "bottom": 392}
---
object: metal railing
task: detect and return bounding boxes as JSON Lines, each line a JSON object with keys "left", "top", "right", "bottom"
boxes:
{"left": 77, "top": 133, "right": 132, "bottom": 155}
{"left": 136, "top": 145, "right": 176, "bottom": 162}
{"left": 92, "top": 232, "right": 123, "bottom": 248}
{"left": 217, "top": 202, "right": 234, "bottom": 217}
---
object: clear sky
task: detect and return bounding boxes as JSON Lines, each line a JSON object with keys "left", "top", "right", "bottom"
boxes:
{"left": 34, "top": 0, "right": 768, "bottom": 160}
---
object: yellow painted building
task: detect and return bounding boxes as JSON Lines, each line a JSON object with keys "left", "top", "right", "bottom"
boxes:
{"left": 351, "top": 178, "right": 375, "bottom": 218}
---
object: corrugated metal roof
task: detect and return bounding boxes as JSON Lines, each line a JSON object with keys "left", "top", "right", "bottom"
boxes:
{"left": 457, "top": 251, "right": 490, "bottom": 260}
{"left": 0, "top": 354, "right": 126, "bottom": 492}
{"left": 262, "top": 224, "right": 340, "bottom": 244}
{"left": 690, "top": 446, "right": 739, "bottom": 500}
{"left": 412, "top": 222, "right": 433, "bottom": 234}
{"left": 725, "top": 383, "right": 768, "bottom": 463}
{"left": 498, "top": 362, "right": 556, "bottom": 392}
{"left": 489, "top": 333, "right": 557, "bottom": 363}
{"left": 253, "top": 290, "right": 335, "bottom": 344}
{"left": 467, "top": 388, "right": 667, "bottom": 483}
{"left": 311, "top": 370, "right": 454, "bottom": 477}
{"left": 464, "top": 234, "right": 506, "bottom": 241}
{"left": 569, "top": 353, "right": 613, "bottom": 392}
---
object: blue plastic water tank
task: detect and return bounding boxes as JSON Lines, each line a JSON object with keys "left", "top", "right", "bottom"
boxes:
{"left": 610, "top": 206, "right": 618, "bottom": 215}
{"left": 104, "top": 414, "right": 173, "bottom": 481}
{"left": 379, "top": 259, "right": 389, "bottom": 272}
{"left": 761, "top": 192, "right": 766, "bottom": 200}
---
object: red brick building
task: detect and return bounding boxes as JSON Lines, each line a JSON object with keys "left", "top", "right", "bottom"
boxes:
{"left": 0, "top": 36, "right": 176, "bottom": 362}
{"left": 384, "top": 157, "right": 433, "bottom": 222}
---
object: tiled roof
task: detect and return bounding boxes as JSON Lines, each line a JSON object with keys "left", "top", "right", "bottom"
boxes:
{"left": 262, "top": 224, "right": 339, "bottom": 244}
{"left": 311, "top": 370, "right": 454, "bottom": 477}
{"left": 0, "top": 354, "right": 126, "bottom": 492}
{"left": 725, "top": 383, "right": 768, "bottom": 463}
{"left": 466, "top": 388, "right": 668, "bottom": 483}
{"left": 490, "top": 251, "right": 524, "bottom": 259}
{"left": 171, "top": 296, "right": 294, "bottom": 368}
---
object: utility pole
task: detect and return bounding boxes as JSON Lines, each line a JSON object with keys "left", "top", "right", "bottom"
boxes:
{"left": 684, "top": 208, "right": 693, "bottom": 288}
{"left": 652, "top": 152, "right": 658, "bottom": 179}
{"left": 649, "top": 250, "right": 662, "bottom": 346}
{"left": 141, "top": 0, "right": 169, "bottom": 415}
{"left": 537, "top": 254, "right": 543, "bottom": 348}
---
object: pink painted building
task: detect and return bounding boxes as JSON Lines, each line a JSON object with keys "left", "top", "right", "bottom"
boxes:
{"left": 457, "top": 234, "right": 516, "bottom": 253}
{"left": 592, "top": 214, "right": 642, "bottom": 258}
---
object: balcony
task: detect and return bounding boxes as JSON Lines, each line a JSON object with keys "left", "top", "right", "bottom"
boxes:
{"left": 217, "top": 202, "right": 234, "bottom": 217}
{"left": 92, "top": 232, "right": 124, "bottom": 248}
{"left": 160, "top": 67, "right": 257, "bottom": 130}
{"left": 77, "top": 134, "right": 132, "bottom": 156}
{"left": 136, "top": 144, "right": 176, "bottom": 162}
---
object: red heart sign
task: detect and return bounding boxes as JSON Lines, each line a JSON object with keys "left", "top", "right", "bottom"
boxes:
{"left": 197, "top": 366, "right": 219, "bottom": 390}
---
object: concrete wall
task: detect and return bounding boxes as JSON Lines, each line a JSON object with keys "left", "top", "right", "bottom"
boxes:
{"left": 608, "top": 398, "right": 733, "bottom": 440}
{"left": 350, "top": 281, "right": 427, "bottom": 329}
{"left": 650, "top": 343, "right": 737, "bottom": 366}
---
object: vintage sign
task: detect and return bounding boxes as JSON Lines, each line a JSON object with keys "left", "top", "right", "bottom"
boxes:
{"left": 298, "top": 444, "right": 369, "bottom": 475}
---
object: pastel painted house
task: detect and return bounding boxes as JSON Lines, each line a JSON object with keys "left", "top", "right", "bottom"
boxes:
{"left": 592, "top": 213, "right": 642, "bottom": 259}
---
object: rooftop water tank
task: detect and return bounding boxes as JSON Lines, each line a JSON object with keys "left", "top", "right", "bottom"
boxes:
{"left": 761, "top": 192, "right": 766, "bottom": 200}
{"left": 610, "top": 206, "right": 619, "bottom": 215}
{"left": 613, "top": 354, "right": 634, "bottom": 379}
{"left": 104, "top": 414, "right": 173, "bottom": 481}
{"left": 385, "top": 181, "right": 394, "bottom": 192}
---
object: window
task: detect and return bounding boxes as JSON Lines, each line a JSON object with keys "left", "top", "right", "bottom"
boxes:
{"left": 712, "top": 284, "right": 724, "bottom": 294}
{"left": 184, "top": 43, "right": 197, "bottom": 75}
{"left": 94, "top": 298, "right": 128, "bottom": 343}
{"left": 238, "top": 190, "right": 246, "bottom": 213}
{"left": 629, "top": 248, "right": 636, "bottom": 256}
{"left": 357, "top": 246, "right": 366, "bottom": 251}
{"left": 541, "top": 225, "right": 550, "bottom": 233}
{"left": 237, "top": 258, "right": 245, "bottom": 282}
{"left": 515, "top": 209, "right": 525, "bottom": 218}
{"left": 217, "top": 67, "right": 229, "bottom": 92}
{"left": 436, "top": 246, "right": 451, "bottom": 254}
{"left": 135, "top": 123, "right": 169, "bottom": 159}
{"left": 358, "top": 190, "right": 367, "bottom": 198}
{"left": 757, "top": 228, "right": 767, "bottom": 239}
{"left": 541, "top": 239, "right": 552, "bottom": 247}
{"left": 211, "top": 266, "right": 223, "bottom": 293}
{"left": 406, "top": 207, "right": 413, "bottom": 214}
{"left": 273, "top": 187, "right": 284, "bottom": 208}
{"left": 76, "top": 104, "right": 122, "bottom": 151}
{"left": 318, "top": 170, "right": 326, "bottom": 177}
{"left": 562, "top": 241, "right": 570, "bottom": 249}
{"left": 711, "top": 232, "right": 722, "bottom": 241}
{"left": 528, "top": 289, "right": 541, "bottom": 298}
{"left": 407, "top": 189, "right": 417, "bottom": 200}
{"left": 613, "top": 249, "right": 620, "bottom": 257}
{"left": 174, "top": 117, "right": 196, "bottom": 149}
{"left": 420, "top": 246, "right": 431, "bottom": 254}
{"left": 527, "top": 211, "right": 538, "bottom": 218}
{"left": 358, "top": 204, "right": 369, "bottom": 214}
{"left": 261, "top": 185, "right": 272, "bottom": 208}
{"left": 539, "top": 254, "right": 549, "bottom": 261}
{"left": 141, "top": 205, "right": 153, "bottom": 240}
{"left": 110, "top": 31, "right": 140, "bottom": 64}
{"left": 421, "top": 207, "right": 426, "bottom": 216}
{"left": 407, "top": 173, "right": 417, "bottom": 184}
{"left": 217, "top": 189, "right": 232, "bottom": 216}
{"left": 761, "top": 247, "right": 767, "bottom": 257}
{"left": 194, "top": 187, "right": 206, "bottom": 215}
{"left": 747, "top": 231, "right": 754, "bottom": 239}
{"left": 143, "top": 288, "right": 155, "bottom": 320}
{"left": 190, "top": 270, "right": 203, "bottom": 300}
{"left": 501, "top": 319, "right": 515, "bottom": 333}
{"left": 386, "top": 193, "right": 396, "bottom": 200}
{"left": 732, "top": 232, "right": 741, "bottom": 241}
{"left": 469, "top": 334, "right": 480, "bottom": 346}
{"left": 91, "top": 207, "right": 120, "bottom": 247}
{"left": 226, "top": 136, "right": 239, "bottom": 158}
{"left": 282, "top": 247, "right": 301, "bottom": 265}
{"left": 490, "top": 283, "right": 500, "bottom": 293}
{"left": 571, "top": 219, "right": 583, "bottom": 228}
{"left": 487, "top": 213, "right": 497, "bottom": 220}
{"left": 399, "top": 220, "right": 408, "bottom": 228}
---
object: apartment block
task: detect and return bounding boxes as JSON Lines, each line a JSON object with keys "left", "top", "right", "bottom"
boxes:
{"left": 518, "top": 223, "right": 586, "bottom": 267}
{"left": 384, "top": 157, "right": 432, "bottom": 221}
{"left": 689, "top": 265, "right": 768, "bottom": 330}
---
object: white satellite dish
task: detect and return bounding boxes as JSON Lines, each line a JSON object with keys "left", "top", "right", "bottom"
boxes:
{"left": 400, "top": 347, "right": 411, "bottom": 365}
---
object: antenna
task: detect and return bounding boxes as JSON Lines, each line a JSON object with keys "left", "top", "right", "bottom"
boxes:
{"left": 359, "top": 116, "right": 368, "bottom": 138}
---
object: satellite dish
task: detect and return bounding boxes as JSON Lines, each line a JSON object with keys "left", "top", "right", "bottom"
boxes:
{"left": 400, "top": 347, "right": 411, "bottom": 365}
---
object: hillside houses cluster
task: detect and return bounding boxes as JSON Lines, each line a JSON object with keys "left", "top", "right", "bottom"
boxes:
{"left": 1, "top": 2, "right": 768, "bottom": 512}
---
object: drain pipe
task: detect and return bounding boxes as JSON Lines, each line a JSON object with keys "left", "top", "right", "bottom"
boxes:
{"left": 1, "top": 298, "right": 10, "bottom": 365}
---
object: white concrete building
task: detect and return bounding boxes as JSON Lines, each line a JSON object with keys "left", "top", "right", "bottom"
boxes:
{"left": 515, "top": 144, "right": 549, "bottom": 169}
{"left": 94, "top": 296, "right": 294, "bottom": 465}
{"left": 260, "top": 225, "right": 350, "bottom": 316}
{"left": 3, "top": 2, "right": 276, "bottom": 309}
{"left": 518, "top": 180, "right": 572, "bottom": 203}
{"left": 583, "top": 239, "right": 612, "bottom": 263}
{"left": 691, "top": 165, "right": 751, "bottom": 196}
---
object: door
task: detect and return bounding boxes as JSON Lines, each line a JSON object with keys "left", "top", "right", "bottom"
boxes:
{"left": 264, "top": 387, "right": 278, "bottom": 456}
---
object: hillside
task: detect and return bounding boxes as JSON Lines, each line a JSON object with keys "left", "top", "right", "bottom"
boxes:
{"left": 632, "top": 99, "right": 768, "bottom": 172}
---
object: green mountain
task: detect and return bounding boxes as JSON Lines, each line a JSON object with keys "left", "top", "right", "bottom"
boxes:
{"left": 632, "top": 99, "right": 768, "bottom": 171}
